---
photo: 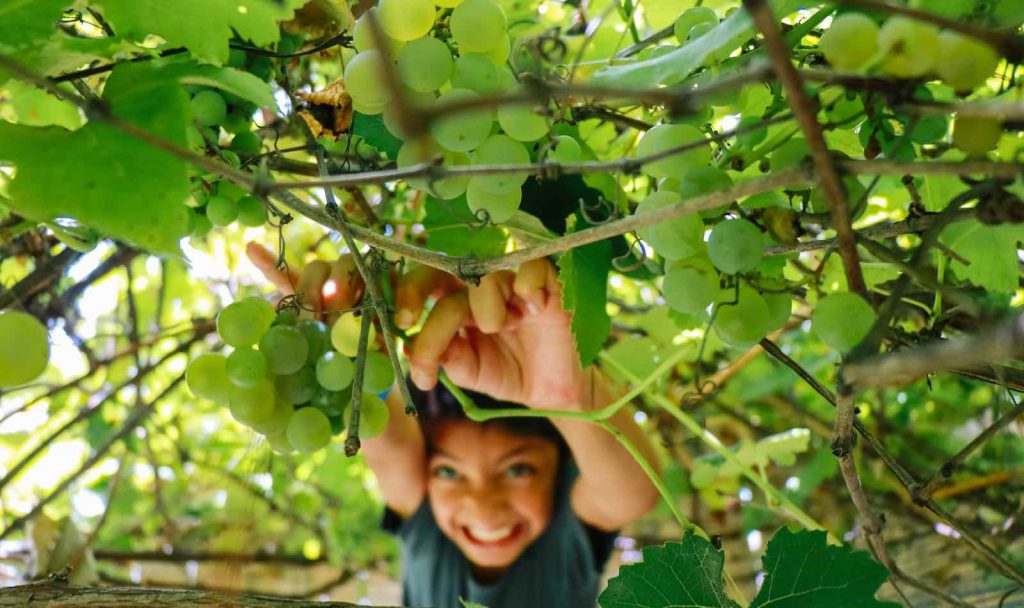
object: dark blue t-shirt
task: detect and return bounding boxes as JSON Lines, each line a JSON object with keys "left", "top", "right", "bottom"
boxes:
{"left": 381, "top": 461, "right": 618, "bottom": 608}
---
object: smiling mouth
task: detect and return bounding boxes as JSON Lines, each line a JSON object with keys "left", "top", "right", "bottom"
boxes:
{"left": 462, "top": 523, "right": 523, "bottom": 548}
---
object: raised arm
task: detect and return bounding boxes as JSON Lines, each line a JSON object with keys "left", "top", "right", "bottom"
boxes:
{"left": 360, "top": 390, "right": 426, "bottom": 518}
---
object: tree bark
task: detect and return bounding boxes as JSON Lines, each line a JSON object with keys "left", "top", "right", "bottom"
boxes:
{"left": 0, "top": 581, "right": 405, "bottom": 608}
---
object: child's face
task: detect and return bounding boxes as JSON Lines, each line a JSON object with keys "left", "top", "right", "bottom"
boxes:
{"left": 426, "top": 419, "right": 560, "bottom": 577}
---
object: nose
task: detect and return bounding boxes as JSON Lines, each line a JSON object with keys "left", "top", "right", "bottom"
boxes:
{"left": 460, "top": 483, "right": 510, "bottom": 526}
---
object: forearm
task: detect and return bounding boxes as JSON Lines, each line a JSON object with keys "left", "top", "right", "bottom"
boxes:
{"left": 552, "top": 368, "right": 661, "bottom": 529}
{"left": 360, "top": 389, "right": 426, "bottom": 517}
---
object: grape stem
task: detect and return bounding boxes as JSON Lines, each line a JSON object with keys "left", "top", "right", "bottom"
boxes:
{"left": 344, "top": 310, "right": 373, "bottom": 457}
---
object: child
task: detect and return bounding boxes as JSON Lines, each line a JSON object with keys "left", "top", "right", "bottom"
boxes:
{"left": 247, "top": 245, "right": 661, "bottom": 607}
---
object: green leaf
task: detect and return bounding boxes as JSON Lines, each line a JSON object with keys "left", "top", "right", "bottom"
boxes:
{"left": 92, "top": 0, "right": 305, "bottom": 65}
{"left": 558, "top": 239, "right": 612, "bottom": 366}
{"left": 422, "top": 196, "right": 508, "bottom": 258}
{"left": 691, "top": 428, "right": 811, "bottom": 489}
{"left": 909, "top": 0, "right": 1024, "bottom": 27}
{"left": 4, "top": 80, "right": 83, "bottom": 129}
{"left": 505, "top": 210, "right": 558, "bottom": 245}
{"left": 940, "top": 220, "right": 1024, "bottom": 294}
{"left": 163, "top": 61, "right": 276, "bottom": 107}
{"left": 751, "top": 528, "right": 899, "bottom": 608}
{"left": 0, "top": 0, "right": 68, "bottom": 51}
{"left": 352, "top": 112, "right": 402, "bottom": 160}
{"left": 599, "top": 533, "right": 741, "bottom": 608}
{"left": 0, "top": 62, "right": 192, "bottom": 253}
{"left": 589, "top": 0, "right": 806, "bottom": 89}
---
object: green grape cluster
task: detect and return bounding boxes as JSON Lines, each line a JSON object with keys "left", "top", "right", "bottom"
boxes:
{"left": 186, "top": 300, "right": 394, "bottom": 454}
{"left": 188, "top": 180, "right": 267, "bottom": 238}
{"left": 820, "top": 12, "right": 1002, "bottom": 94}
{"left": 342, "top": 0, "right": 585, "bottom": 225}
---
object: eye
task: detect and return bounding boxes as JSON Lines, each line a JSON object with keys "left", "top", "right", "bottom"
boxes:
{"left": 432, "top": 465, "right": 460, "bottom": 480}
{"left": 506, "top": 463, "right": 536, "bottom": 478}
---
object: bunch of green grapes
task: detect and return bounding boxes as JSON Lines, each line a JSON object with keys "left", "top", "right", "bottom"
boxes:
{"left": 186, "top": 300, "right": 393, "bottom": 454}
{"left": 187, "top": 180, "right": 268, "bottom": 239}
{"left": 819, "top": 12, "right": 1003, "bottom": 95}
{"left": 342, "top": 0, "right": 592, "bottom": 225}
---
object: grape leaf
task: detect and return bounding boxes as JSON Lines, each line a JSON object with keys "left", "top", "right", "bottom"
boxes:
{"left": 157, "top": 59, "right": 276, "bottom": 106}
{"left": 5, "top": 80, "right": 83, "bottom": 129}
{"left": 909, "top": 0, "right": 1024, "bottom": 27}
{"left": 422, "top": 196, "right": 508, "bottom": 258}
{"left": 600, "top": 529, "right": 897, "bottom": 608}
{"left": 0, "top": 0, "right": 68, "bottom": 51}
{"left": 558, "top": 239, "right": 612, "bottom": 366}
{"left": 91, "top": 0, "right": 306, "bottom": 65}
{"left": 751, "top": 528, "right": 899, "bottom": 608}
{"left": 352, "top": 112, "right": 402, "bottom": 160}
{"left": 0, "top": 62, "right": 192, "bottom": 253}
{"left": 691, "top": 428, "right": 811, "bottom": 488}
{"left": 940, "top": 220, "right": 1024, "bottom": 294}
{"left": 589, "top": 0, "right": 805, "bottom": 89}
{"left": 599, "top": 533, "right": 741, "bottom": 608}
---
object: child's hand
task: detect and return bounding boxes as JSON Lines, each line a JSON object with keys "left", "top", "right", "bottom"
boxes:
{"left": 245, "top": 242, "right": 364, "bottom": 321}
{"left": 401, "top": 259, "right": 588, "bottom": 411}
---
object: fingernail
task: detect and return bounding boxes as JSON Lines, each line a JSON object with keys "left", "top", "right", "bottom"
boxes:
{"left": 411, "top": 368, "right": 432, "bottom": 389}
{"left": 527, "top": 301, "right": 539, "bottom": 315}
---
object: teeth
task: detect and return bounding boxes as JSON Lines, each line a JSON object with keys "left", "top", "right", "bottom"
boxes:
{"left": 469, "top": 525, "right": 514, "bottom": 542}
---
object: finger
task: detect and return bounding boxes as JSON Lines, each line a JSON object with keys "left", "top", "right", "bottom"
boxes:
{"left": 395, "top": 265, "right": 462, "bottom": 329}
{"left": 296, "top": 260, "right": 332, "bottom": 314}
{"left": 246, "top": 242, "right": 299, "bottom": 294}
{"left": 513, "top": 258, "right": 556, "bottom": 312}
{"left": 323, "top": 255, "right": 364, "bottom": 314}
{"left": 468, "top": 271, "right": 514, "bottom": 334}
{"left": 408, "top": 289, "right": 470, "bottom": 390}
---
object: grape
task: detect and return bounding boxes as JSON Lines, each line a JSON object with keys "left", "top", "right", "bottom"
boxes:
{"left": 265, "top": 429, "right": 294, "bottom": 454}
{"left": 549, "top": 135, "right": 582, "bottom": 164}
{"left": 498, "top": 93, "right": 549, "bottom": 142}
{"left": 191, "top": 214, "right": 213, "bottom": 239}
{"left": 431, "top": 88, "right": 494, "bottom": 152}
{"left": 713, "top": 288, "right": 771, "bottom": 348}
{"left": 877, "top": 16, "right": 939, "bottom": 78}
{"left": 229, "top": 378, "right": 276, "bottom": 426}
{"left": 436, "top": 0, "right": 463, "bottom": 7}
{"left": 276, "top": 366, "right": 318, "bottom": 405}
{"left": 743, "top": 192, "right": 789, "bottom": 210}
{"left": 493, "top": 66, "right": 516, "bottom": 93}
{"left": 313, "top": 385, "right": 351, "bottom": 418}
{"left": 356, "top": 393, "right": 391, "bottom": 439}
{"left": 236, "top": 196, "right": 266, "bottom": 227}
{"left": 344, "top": 51, "right": 393, "bottom": 108}
{"left": 191, "top": 90, "right": 227, "bottom": 126}
{"left": 812, "top": 292, "right": 876, "bottom": 351}
{"left": 452, "top": 54, "right": 500, "bottom": 94}
{"left": 231, "top": 131, "right": 262, "bottom": 156}
{"left": 226, "top": 347, "right": 267, "bottom": 388}
{"left": 250, "top": 399, "right": 295, "bottom": 435}
{"left": 0, "top": 311, "right": 49, "bottom": 388}
{"left": 451, "top": 0, "right": 507, "bottom": 54}
{"left": 287, "top": 407, "right": 333, "bottom": 453}
{"left": 259, "top": 326, "right": 309, "bottom": 375}
{"left": 662, "top": 262, "right": 719, "bottom": 316}
{"left": 379, "top": 0, "right": 435, "bottom": 41}
{"left": 187, "top": 353, "right": 232, "bottom": 404}
{"left": 206, "top": 195, "right": 238, "bottom": 227}
{"left": 486, "top": 34, "right": 511, "bottom": 64}
{"left": 679, "top": 166, "right": 734, "bottom": 201}
{"left": 953, "top": 117, "right": 1003, "bottom": 156}
{"left": 316, "top": 351, "right": 354, "bottom": 391}
{"left": 397, "top": 37, "right": 453, "bottom": 93}
{"left": 819, "top": 13, "right": 879, "bottom": 71}
{"left": 222, "top": 110, "right": 251, "bottom": 135}
{"left": 472, "top": 134, "right": 530, "bottom": 194}
{"left": 686, "top": 22, "right": 714, "bottom": 42}
{"left": 466, "top": 176, "right": 522, "bottom": 223}
{"left": 362, "top": 351, "right": 396, "bottom": 394}
{"left": 383, "top": 88, "right": 436, "bottom": 138}
{"left": 763, "top": 291, "right": 792, "bottom": 332}
{"left": 635, "top": 124, "right": 711, "bottom": 180}
{"left": 297, "top": 319, "right": 329, "bottom": 365}
{"left": 331, "top": 313, "right": 375, "bottom": 357}
{"left": 217, "top": 300, "right": 271, "bottom": 347}
{"left": 635, "top": 191, "right": 705, "bottom": 260}
{"left": 433, "top": 151, "right": 472, "bottom": 199}
{"left": 352, "top": 9, "right": 404, "bottom": 55}
{"left": 274, "top": 309, "right": 299, "bottom": 327}
{"left": 936, "top": 31, "right": 999, "bottom": 92}
{"left": 708, "top": 219, "right": 764, "bottom": 274}
{"left": 674, "top": 7, "right": 717, "bottom": 44}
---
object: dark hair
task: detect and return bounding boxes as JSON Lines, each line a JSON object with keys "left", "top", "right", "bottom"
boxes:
{"left": 407, "top": 377, "right": 570, "bottom": 461}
